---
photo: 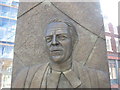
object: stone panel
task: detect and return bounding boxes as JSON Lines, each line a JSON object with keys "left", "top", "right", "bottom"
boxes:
{"left": 52, "top": 2, "right": 103, "bottom": 36}
{"left": 18, "top": 2, "right": 40, "bottom": 17}
{"left": 73, "top": 24, "right": 98, "bottom": 65}
{"left": 12, "top": 1, "right": 110, "bottom": 87}
{"left": 12, "top": 53, "right": 25, "bottom": 81}
{"left": 14, "top": 1, "right": 100, "bottom": 68}
{"left": 85, "top": 38, "right": 108, "bottom": 72}
{"left": 15, "top": 2, "right": 68, "bottom": 67}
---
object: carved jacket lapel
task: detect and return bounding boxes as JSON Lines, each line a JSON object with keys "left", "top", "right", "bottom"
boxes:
{"left": 30, "top": 63, "right": 49, "bottom": 88}
{"left": 47, "top": 70, "right": 61, "bottom": 88}
{"left": 63, "top": 69, "right": 81, "bottom": 88}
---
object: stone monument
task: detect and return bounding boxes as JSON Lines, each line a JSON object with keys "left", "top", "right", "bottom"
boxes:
{"left": 12, "top": 1, "right": 110, "bottom": 88}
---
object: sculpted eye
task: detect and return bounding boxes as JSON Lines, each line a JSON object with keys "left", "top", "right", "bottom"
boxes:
{"left": 58, "top": 35, "right": 67, "bottom": 40}
{"left": 46, "top": 37, "right": 52, "bottom": 43}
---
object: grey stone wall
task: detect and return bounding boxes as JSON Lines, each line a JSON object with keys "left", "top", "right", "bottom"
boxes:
{"left": 12, "top": 1, "right": 110, "bottom": 84}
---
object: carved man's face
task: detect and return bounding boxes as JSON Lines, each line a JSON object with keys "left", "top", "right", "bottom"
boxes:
{"left": 45, "top": 22, "right": 73, "bottom": 64}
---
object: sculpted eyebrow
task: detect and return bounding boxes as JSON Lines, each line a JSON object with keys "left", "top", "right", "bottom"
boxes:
{"left": 57, "top": 34, "right": 68, "bottom": 36}
{"left": 45, "top": 35, "right": 53, "bottom": 38}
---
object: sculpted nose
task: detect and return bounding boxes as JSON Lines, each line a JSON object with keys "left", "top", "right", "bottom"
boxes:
{"left": 51, "top": 35, "right": 59, "bottom": 45}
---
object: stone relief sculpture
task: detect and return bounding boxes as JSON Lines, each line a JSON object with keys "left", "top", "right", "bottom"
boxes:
{"left": 12, "top": 19, "right": 110, "bottom": 88}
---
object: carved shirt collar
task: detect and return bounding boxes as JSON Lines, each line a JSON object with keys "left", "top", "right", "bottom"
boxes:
{"left": 45, "top": 62, "right": 81, "bottom": 88}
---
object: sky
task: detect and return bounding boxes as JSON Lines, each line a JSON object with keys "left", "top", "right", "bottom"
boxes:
{"left": 100, "top": 0, "right": 119, "bottom": 26}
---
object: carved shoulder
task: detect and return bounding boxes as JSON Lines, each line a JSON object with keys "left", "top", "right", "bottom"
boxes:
{"left": 12, "top": 64, "right": 42, "bottom": 88}
{"left": 76, "top": 63, "right": 110, "bottom": 88}
{"left": 85, "top": 67, "right": 110, "bottom": 88}
{"left": 12, "top": 67, "right": 29, "bottom": 88}
{"left": 12, "top": 63, "right": 49, "bottom": 88}
{"left": 96, "top": 69, "right": 110, "bottom": 88}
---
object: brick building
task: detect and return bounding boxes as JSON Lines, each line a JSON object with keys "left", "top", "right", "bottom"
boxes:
{"left": 104, "top": 19, "right": 120, "bottom": 88}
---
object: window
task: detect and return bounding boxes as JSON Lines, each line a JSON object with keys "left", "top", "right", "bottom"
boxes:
{"left": 113, "top": 26, "right": 118, "bottom": 35}
{"left": 10, "top": 8, "right": 18, "bottom": 19}
{"left": 1, "top": 6, "right": 10, "bottom": 17}
{"left": 118, "top": 61, "right": 120, "bottom": 85}
{"left": 0, "top": 18, "right": 10, "bottom": 27}
{"left": 0, "top": 0, "right": 13, "bottom": 6}
{"left": 105, "top": 36, "right": 113, "bottom": 51}
{"left": 12, "top": 1, "right": 19, "bottom": 7}
{"left": 104, "top": 24, "right": 110, "bottom": 33}
{"left": 103, "top": 19, "right": 110, "bottom": 33}
{"left": 109, "top": 60, "right": 118, "bottom": 85}
{"left": 0, "top": 6, "right": 2, "bottom": 16}
{"left": 114, "top": 38, "right": 120, "bottom": 52}
{"left": 0, "top": 45, "right": 14, "bottom": 59}
{"left": 0, "top": 17, "right": 16, "bottom": 42}
{"left": 0, "top": 27, "right": 6, "bottom": 40}
{"left": 1, "top": 5, "right": 18, "bottom": 19}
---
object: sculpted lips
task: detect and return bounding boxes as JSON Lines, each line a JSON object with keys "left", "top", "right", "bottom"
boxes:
{"left": 50, "top": 49, "right": 63, "bottom": 56}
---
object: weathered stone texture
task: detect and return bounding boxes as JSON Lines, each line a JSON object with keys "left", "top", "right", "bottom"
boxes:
{"left": 12, "top": 1, "right": 110, "bottom": 86}
{"left": 18, "top": 2, "right": 40, "bottom": 17}
{"left": 52, "top": 2, "right": 103, "bottom": 36}
{"left": 85, "top": 38, "right": 109, "bottom": 72}
{"left": 73, "top": 24, "right": 98, "bottom": 65}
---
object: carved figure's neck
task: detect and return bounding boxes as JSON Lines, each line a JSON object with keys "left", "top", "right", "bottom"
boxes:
{"left": 49, "top": 58, "right": 72, "bottom": 72}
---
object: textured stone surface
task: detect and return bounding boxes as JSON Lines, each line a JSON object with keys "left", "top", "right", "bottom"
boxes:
{"left": 12, "top": 1, "right": 110, "bottom": 87}
{"left": 85, "top": 38, "right": 108, "bottom": 72}
{"left": 73, "top": 24, "right": 98, "bottom": 65}
{"left": 18, "top": 2, "right": 40, "bottom": 17}
{"left": 100, "top": 25, "right": 106, "bottom": 39}
{"left": 15, "top": 1, "right": 100, "bottom": 68}
{"left": 12, "top": 53, "right": 26, "bottom": 82}
{"left": 15, "top": 2, "right": 69, "bottom": 67}
{"left": 52, "top": 2, "right": 103, "bottom": 36}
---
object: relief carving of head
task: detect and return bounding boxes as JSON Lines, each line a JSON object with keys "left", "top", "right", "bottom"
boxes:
{"left": 45, "top": 19, "right": 78, "bottom": 64}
